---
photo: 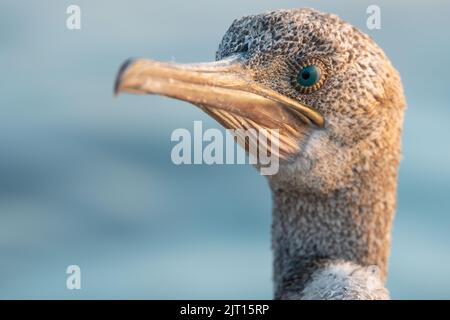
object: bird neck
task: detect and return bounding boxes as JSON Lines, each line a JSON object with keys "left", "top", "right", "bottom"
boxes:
{"left": 269, "top": 150, "right": 399, "bottom": 299}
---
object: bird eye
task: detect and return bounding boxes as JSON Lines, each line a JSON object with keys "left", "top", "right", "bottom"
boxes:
{"left": 297, "top": 65, "right": 320, "bottom": 87}
{"left": 291, "top": 59, "right": 327, "bottom": 94}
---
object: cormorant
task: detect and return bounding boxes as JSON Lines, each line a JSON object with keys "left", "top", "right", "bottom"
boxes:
{"left": 114, "top": 8, "right": 405, "bottom": 300}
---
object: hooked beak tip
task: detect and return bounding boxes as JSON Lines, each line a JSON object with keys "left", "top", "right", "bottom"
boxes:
{"left": 114, "top": 58, "right": 138, "bottom": 96}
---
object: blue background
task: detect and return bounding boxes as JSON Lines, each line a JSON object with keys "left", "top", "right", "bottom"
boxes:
{"left": 1, "top": 0, "right": 449, "bottom": 299}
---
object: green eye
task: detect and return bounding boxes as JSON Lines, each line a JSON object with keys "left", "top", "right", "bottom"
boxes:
{"left": 291, "top": 59, "right": 327, "bottom": 94}
{"left": 297, "top": 65, "right": 320, "bottom": 87}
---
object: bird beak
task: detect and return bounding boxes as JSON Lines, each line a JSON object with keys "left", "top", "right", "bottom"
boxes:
{"left": 114, "top": 55, "right": 324, "bottom": 159}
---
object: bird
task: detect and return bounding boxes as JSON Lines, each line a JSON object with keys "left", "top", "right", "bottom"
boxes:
{"left": 114, "top": 8, "right": 405, "bottom": 300}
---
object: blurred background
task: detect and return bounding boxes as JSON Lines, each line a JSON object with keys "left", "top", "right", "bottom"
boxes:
{"left": 0, "top": 0, "right": 449, "bottom": 299}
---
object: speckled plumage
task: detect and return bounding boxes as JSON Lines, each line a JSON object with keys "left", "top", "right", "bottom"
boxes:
{"left": 115, "top": 7, "right": 406, "bottom": 300}
{"left": 217, "top": 8, "right": 405, "bottom": 299}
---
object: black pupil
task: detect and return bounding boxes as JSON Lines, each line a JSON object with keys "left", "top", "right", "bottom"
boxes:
{"left": 301, "top": 70, "right": 310, "bottom": 80}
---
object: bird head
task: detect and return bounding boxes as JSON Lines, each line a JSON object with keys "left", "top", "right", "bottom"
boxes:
{"left": 115, "top": 8, "right": 405, "bottom": 191}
